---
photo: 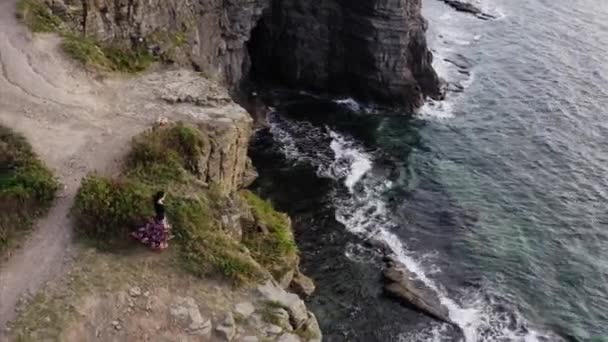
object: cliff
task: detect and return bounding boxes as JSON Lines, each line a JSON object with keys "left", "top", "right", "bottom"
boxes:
{"left": 51, "top": 0, "right": 267, "bottom": 87}
{"left": 47, "top": 0, "right": 440, "bottom": 108}
{"left": 6, "top": 69, "right": 321, "bottom": 341}
{"left": 248, "top": 0, "right": 443, "bottom": 108}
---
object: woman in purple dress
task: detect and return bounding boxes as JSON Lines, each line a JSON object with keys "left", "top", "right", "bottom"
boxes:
{"left": 131, "top": 191, "right": 171, "bottom": 250}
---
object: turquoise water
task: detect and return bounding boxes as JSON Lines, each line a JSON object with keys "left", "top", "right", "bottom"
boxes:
{"left": 251, "top": 0, "right": 608, "bottom": 340}
{"left": 415, "top": 0, "right": 608, "bottom": 339}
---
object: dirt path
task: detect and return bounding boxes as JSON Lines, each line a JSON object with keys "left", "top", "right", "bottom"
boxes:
{"left": 0, "top": 0, "right": 150, "bottom": 329}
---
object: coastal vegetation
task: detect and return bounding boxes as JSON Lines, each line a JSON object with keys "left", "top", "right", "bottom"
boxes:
{"left": 0, "top": 125, "right": 58, "bottom": 254}
{"left": 17, "top": 0, "right": 157, "bottom": 73}
{"left": 72, "top": 123, "right": 296, "bottom": 284}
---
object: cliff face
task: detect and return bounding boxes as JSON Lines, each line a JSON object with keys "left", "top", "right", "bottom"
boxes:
{"left": 248, "top": 0, "right": 442, "bottom": 108}
{"left": 51, "top": 0, "right": 439, "bottom": 108}
{"left": 55, "top": 0, "right": 267, "bottom": 88}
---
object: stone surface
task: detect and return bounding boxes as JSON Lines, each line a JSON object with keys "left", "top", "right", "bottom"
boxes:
{"left": 118, "top": 70, "right": 256, "bottom": 195}
{"left": 269, "top": 308, "right": 291, "bottom": 332}
{"left": 169, "top": 296, "right": 212, "bottom": 335}
{"left": 266, "top": 324, "right": 283, "bottom": 335}
{"left": 382, "top": 258, "right": 454, "bottom": 326}
{"left": 277, "top": 333, "right": 301, "bottom": 342}
{"left": 248, "top": 0, "right": 442, "bottom": 109}
{"left": 439, "top": 0, "right": 496, "bottom": 20}
{"left": 242, "top": 336, "right": 259, "bottom": 342}
{"left": 129, "top": 287, "right": 142, "bottom": 297}
{"left": 216, "top": 312, "right": 237, "bottom": 341}
{"left": 258, "top": 282, "right": 308, "bottom": 329}
{"left": 49, "top": 0, "right": 440, "bottom": 110}
{"left": 234, "top": 302, "right": 255, "bottom": 318}
{"left": 257, "top": 282, "right": 322, "bottom": 340}
{"left": 55, "top": 0, "right": 268, "bottom": 90}
{"left": 289, "top": 270, "right": 315, "bottom": 297}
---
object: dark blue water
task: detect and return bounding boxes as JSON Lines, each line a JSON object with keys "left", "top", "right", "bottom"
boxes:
{"left": 251, "top": 0, "right": 608, "bottom": 341}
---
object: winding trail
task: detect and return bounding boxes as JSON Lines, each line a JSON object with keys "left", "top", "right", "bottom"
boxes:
{"left": 0, "top": 0, "right": 149, "bottom": 330}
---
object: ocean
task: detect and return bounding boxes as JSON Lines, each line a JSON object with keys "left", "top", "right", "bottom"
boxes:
{"left": 249, "top": 0, "right": 608, "bottom": 341}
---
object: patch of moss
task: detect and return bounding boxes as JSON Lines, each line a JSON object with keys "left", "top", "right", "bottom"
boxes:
{"left": 17, "top": 0, "right": 63, "bottom": 33}
{"left": 240, "top": 190, "right": 298, "bottom": 279}
{"left": 0, "top": 125, "right": 58, "bottom": 253}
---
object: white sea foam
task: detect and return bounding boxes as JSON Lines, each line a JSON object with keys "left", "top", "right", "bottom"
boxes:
{"left": 334, "top": 98, "right": 363, "bottom": 112}
{"left": 327, "top": 131, "right": 372, "bottom": 192}
{"left": 268, "top": 111, "right": 557, "bottom": 341}
{"left": 312, "top": 127, "right": 553, "bottom": 341}
{"left": 417, "top": 99, "right": 456, "bottom": 120}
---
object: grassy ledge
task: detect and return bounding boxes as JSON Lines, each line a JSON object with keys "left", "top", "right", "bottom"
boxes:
{"left": 0, "top": 125, "right": 58, "bottom": 255}
{"left": 17, "top": 0, "right": 157, "bottom": 73}
{"left": 72, "top": 123, "right": 282, "bottom": 284}
{"left": 16, "top": 0, "right": 62, "bottom": 33}
{"left": 241, "top": 190, "right": 298, "bottom": 280}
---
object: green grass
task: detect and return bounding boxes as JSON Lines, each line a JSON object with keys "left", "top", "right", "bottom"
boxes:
{"left": 241, "top": 190, "right": 298, "bottom": 280}
{"left": 169, "top": 196, "right": 264, "bottom": 283}
{"left": 72, "top": 123, "right": 276, "bottom": 284}
{"left": 0, "top": 126, "right": 58, "bottom": 254}
{"left": 71, "top": 175, "right": 153, "bottom": 249}
{"left": 127, "top": 123, "right": 209, "bottom": 184}
{"left": 17, "top": 0, "right": 157, "bottom": 73}
{"left": 62, "top": 34, "right": 157, "bottom": 73}
{"left": 16, "top": 0, "right": 62, "bottom": 33}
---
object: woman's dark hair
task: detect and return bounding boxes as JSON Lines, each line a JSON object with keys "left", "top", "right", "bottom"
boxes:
{"left": 153, "top": 191, "right": 165, "bottom": 203}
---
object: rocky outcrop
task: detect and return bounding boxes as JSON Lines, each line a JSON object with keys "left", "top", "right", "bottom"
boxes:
{"left": 48, "top": 0, "right": 440, "bottom": 109}
{"left": 50, "top": 0, "right": 268, "bottom": 88}
{"left": 382, "top": 257, "right": 455, "bottom": 326}
{"left": 258, "top": 282, "right": 322, "bottom": 341}
{"left": 439, "top": 0, "right": 496, "bottom": 20}
{"left": 248, "top": 0, "right": 442, "bottom": 108}
{"left": 119, "top": 70, "right": 257, "bottom": 195}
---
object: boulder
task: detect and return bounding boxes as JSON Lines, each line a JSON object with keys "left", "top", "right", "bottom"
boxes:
{"left": 234, "top": 302, "right": 256, "bottom": 319}
{"left": 382, "top": 260, "right": 454, "bottom": 326}
{"left": 216, "top": 312, "right": 237, "bottom": 341}
{"left": 289, "top": 270, "right": 316, "bottom": 298}
{"left": 169, "top": 296, "right": 211, "bottom": 336}
{"left": 257, "top": 282, "right": 308, "bottom": 329}
{"left": 440, "top": 0, "right": 497, "bottom": 20}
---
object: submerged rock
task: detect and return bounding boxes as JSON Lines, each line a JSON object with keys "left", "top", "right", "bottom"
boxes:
{"left": 382, "top": 258, "right": 455, "bottom": 326}
{"left": 440, "top": 0, "right": 497, "bottom": 20}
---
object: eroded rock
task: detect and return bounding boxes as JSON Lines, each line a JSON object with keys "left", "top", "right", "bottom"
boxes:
{"left": 216, "top": 312, "right": 237, "bottom": 341}
{"left": 382, "top": 259, "right": 454, "bottom": 326}
{"left": 440, "top": 0, "right": 497, "bottom": 20}
{"left": 289, "top": 270, "right": 316, "bottom": 298}
{"left": 234, "top": 302, "right": 255, "bottom": 319}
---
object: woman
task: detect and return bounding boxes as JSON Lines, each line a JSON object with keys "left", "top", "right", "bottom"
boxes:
{"left": 131, "top": 191, "right": 171, "bottom": 250}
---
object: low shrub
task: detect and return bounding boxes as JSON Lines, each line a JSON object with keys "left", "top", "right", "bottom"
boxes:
{"left": 0, "top": 126, "right": 58, "bottom": 251}
{"left": 127, "top": 123, "right": 208, "bottom": 184}
{"left": 72, "top": 175, "right": 152, "bottom": 247}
